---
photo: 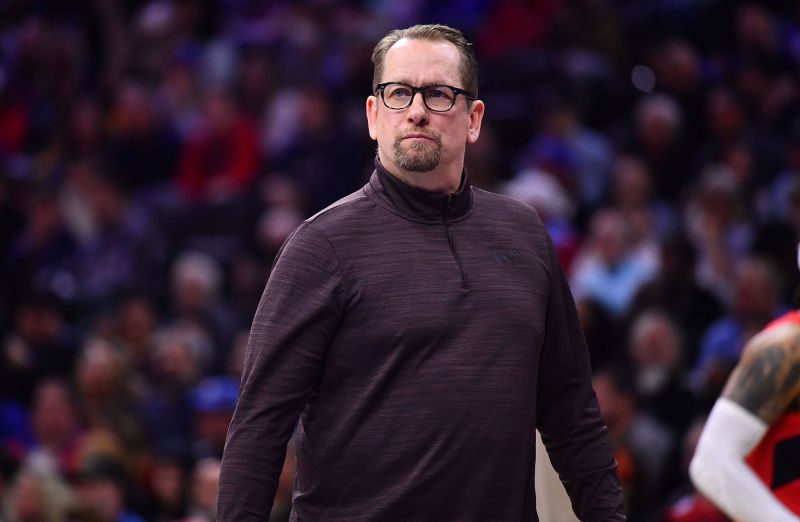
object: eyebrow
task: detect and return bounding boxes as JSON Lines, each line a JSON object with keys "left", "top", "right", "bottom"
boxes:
{"left": 388, "top": 79, "right": 454, "bottom": 87}
{"left": 385, "top": 81, "right": 465, "bottom": 92}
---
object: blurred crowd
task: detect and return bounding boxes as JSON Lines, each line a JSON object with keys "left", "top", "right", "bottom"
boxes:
{"left": 1, "top": 0, "right": 800, "bottom": 521}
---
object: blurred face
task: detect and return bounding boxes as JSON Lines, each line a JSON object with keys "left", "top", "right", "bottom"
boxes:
{"left": 75, "top": 479, "right": 123, "bottom": 522}
{"left": 11, "top": 471, "right": 43, "bottom": 520}
{"left": 366, "top": 38, "right": 484, "bottom": 192}
{"left": 120, "top": 297, "right": 156, "bottom": 349}
{"left": 591, "top": 373, "right": 632, "bottom": 439}
{"left": 32, "top": 381, "right": 76, "bottom": 446}
{"left": 613, "top": 158, "right": 650, "bottom": 208}
{"left": 87, "top": 175, "right": 124, "bottom": 228}
{"left": 155, "top": 340, "right": 198, "bottom": 383}
{"left": 707, "top": 89, "right": 744, "bottom": 140}
{"left": 78, "top": 340, "right": 120, "bottom": 399}
{"left": 191, "top": 459, "right": 221, "bottom": 510}
{"left": 114, "top": 84, "right": 154, "bottom": 134}
{"left": 151, "top": 460, "right": 185, "bottom": 507}
{"left": 17, "top": 304, "right": 61, "bottom": 346}
{"left": 72, "top": 98, "right": 101, "bottom": 144}
{"left": 195, "top": 410, "right": 232, "bottom": 450}
{"left": 631, "top": 319, "right": 679, "bottom": 368}
{"left": 733, "top": 263, "right": 776, "bottom": 319}
{"left": 630, "top": 317, "right": 680, "bottom": 394}
{"left": 205, "top": 93, "right": 235, "bottom": 133}
{"left": 592, "top": 213, "right": 628, "bottom": 265}
{"left": 174, "top": 276, "right": 213, "bottom": 314}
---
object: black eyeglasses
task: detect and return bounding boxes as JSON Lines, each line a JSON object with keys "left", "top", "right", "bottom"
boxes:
{"left": 375, "top": 82, "right": 475, "bottom": 112}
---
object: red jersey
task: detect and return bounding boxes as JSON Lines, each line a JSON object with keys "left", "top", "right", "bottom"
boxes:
{"left": 744, "top": 310, "right": 800, "bottom": 514}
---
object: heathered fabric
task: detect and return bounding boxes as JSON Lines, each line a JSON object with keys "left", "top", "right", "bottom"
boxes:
{"left": 218, "top": 159, "right": 626, "bottom": 521}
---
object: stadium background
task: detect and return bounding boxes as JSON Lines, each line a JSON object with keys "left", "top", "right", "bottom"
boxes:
{"left": 1, "top": 0, "right": 798, "bottom": 520}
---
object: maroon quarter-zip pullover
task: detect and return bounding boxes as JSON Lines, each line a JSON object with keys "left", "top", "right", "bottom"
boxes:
{"left": 218, "top": 159, "right": 626, "bottom": 521}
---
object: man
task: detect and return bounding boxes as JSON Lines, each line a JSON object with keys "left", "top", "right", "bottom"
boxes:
{"left": 690, "top": 301, "right": 800, "bottom": 521}
{"left": 219, "top": 24, "right": 625, "bottom": 521}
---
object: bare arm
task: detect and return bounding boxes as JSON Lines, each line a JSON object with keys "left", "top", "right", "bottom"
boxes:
{"left": 690, "top": 324, "right": 800, "bottom": 522}
{"left": 723, "top": 324, "right": 800, "bottom": 423}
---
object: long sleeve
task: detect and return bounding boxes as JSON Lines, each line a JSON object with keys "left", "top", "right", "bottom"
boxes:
{"left": 536, "top": 235, "right": 626, "bottom": 521}
{"left": 218, "top": 222, "right": 345, "bottom": 521}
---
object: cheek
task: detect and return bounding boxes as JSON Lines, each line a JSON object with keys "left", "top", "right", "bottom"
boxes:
{"left": 440, "top": 121, "right": 469, "bottom": 151}
{"left": 376, "top": 117, "right": 402, "bottom": 146}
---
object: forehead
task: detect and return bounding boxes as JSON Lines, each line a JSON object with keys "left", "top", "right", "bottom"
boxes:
{"left": 382, "top": 38, "right": 462, "bottom": 86}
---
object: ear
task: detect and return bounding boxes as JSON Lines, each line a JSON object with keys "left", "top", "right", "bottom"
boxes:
{"left": 466, "top": 99, "right": 485, "bottom": 144}
{"left": 366, "top": 95, "right": 378, "bottom": 140}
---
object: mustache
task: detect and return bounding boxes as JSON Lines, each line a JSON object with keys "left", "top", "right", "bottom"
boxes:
{"left": 402, "top": 128, "right": 441, "bottom": 144}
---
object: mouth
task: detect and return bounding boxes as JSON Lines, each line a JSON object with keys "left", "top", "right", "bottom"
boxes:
{"left": 403, "top": 133, "right": 437, "bottom": 142}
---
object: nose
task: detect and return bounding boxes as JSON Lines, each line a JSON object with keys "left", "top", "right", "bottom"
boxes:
{"left": 406, "top": 91, "right": 429, "bottom": 125}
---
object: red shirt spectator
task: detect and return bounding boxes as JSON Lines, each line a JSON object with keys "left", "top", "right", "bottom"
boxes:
{"left": 177, "top": 90, "right": 261, "bottom": 203}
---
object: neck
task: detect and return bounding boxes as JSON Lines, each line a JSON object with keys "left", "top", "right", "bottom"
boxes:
{"left": 378, "top": 154, "right": 463, "bottom": 194}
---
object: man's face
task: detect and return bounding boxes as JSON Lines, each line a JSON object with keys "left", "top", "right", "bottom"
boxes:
{"left": 366, "top": 38, "right": 484, "bottom": 191}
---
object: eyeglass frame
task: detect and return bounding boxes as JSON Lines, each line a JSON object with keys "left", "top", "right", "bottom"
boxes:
{"left": 374, "top": 82, "right": 476, "bottom": 113}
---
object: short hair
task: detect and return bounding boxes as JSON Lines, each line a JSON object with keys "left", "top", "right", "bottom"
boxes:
{"left": 371, "top": 24, "right": 478, "bottom": 98}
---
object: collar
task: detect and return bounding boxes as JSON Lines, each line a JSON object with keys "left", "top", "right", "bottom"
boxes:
{"left": 368, "top": 157, "right": 473, "bottom": 223}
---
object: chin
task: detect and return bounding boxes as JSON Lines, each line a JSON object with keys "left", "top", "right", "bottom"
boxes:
{"left": 398, "top": 149, "right": 440, "bottom": 173}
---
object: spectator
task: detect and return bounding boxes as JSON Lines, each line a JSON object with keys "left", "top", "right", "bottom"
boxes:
{"left": 628, "top": 310, "right": 699, "bottom": 497}
{"left": 177, "top": 88, "right": 261, "bottom": 204}
{"left": 23, "top": 378, "right": 84, "bottom": 477}
{"left": 628, "top": 311, "right": 698, "bottom": 442}
{"left": 182, "top": 457, "right": 221, "bottom": 522}
{"left": 169, "top": 251, "right": 241, "bottom": 372}
{"left": 106, "top": 80, "right": 180, "bottom": 196}
{"left": 139, "top": 324, "right": 210, "bottom": 458}
{"left": 518, "top": 96, "right": 614, "bottom": 212}
{"left": 692, "top": 256, "right": 785, "bottom": 405}
{"left": 570, "top": 208, "right": 657, "bottom": 317}
{"left": 0, "top": 293, "right": 77, "bottom": 404}
{"left": 609, "top": 154, "right": 676, "bottom": 250}
{"left": 71, "top": 456, "right": 145, "bottom": 522}
{"left": 114, "top": 294, "right": 159, "bottom": 381}
{"left": 1, "top": 465, "right": 76, "bottom": 522}
{"left": 189, "top": 377, "right": 237, "bottom": 460}
{"left": 593, "top": 364, "right": 673, "bottom": 521}
{"left": 630, "top": 93, "right": 689, "bottom": 203}
{"left": 143, "top": 453, "right": 189, "bottom": 522}
{"left": 270, "top": 86, "right": 365, "bottom": 213}
{"left": 5, "top": 184, "right": 77, "bottom": 311}
{"left": 501, "top": 167, "right": 581, "bottom": 272}
{"left": 70, "top": 170, "right": 166, "bottom": 310}
{"left": 74, "top": 338, "right": 143, "bottom": 457}
{"left": 630, "top": 232, "right": 725, "bottom": 366}
{"left": 685, "top": 165, "right": 755, "bottom": 306}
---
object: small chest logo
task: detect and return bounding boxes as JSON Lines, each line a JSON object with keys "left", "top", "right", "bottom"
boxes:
{"left": 494, "top": 249, "right": 522, "bottom": 264}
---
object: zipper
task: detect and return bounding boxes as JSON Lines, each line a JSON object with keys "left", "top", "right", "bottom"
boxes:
{"left": 443, "top": 194, "right": 469, "bottom": 290}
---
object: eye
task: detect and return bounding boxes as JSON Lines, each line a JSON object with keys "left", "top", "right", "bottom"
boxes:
{"left": 386, "top": 85, "right": 412, "bottom": 98}
{"left": 425, "top": 87, "right": 454, "bottom": 100}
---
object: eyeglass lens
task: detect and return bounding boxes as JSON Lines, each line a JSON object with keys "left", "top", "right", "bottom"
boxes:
{"left": 383, "top": 84, "right": 456, "bottom": 111}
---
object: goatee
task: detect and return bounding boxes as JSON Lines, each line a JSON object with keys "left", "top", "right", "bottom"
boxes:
{"left": 394, "top": 134, "right": 442, "bottom": 172}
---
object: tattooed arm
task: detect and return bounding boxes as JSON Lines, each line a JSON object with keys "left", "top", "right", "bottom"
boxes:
{"left": 723, "top": 323, "right": 800, "bottom": 423}
{"left": 689, "top": 323, "right": 800, "bottom": 522}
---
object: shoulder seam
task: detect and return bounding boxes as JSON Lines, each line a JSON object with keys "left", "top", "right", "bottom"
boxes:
{"left": 302, "top": 221, "right": 349, "bottom": 320}
{"left": 306, "top": 187, "right": 369, "bottom": 224}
